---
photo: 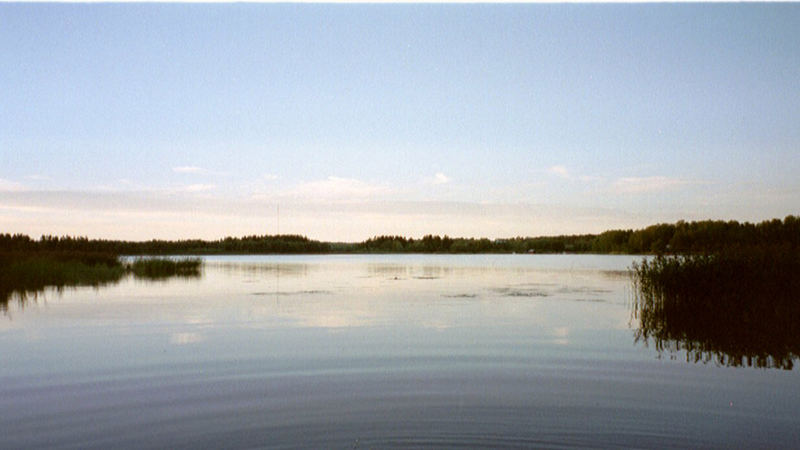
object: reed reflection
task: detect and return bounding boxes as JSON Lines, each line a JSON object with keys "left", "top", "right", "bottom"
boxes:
{"left": 1, "top": 253, "right": 202, "bottom": 313}
{"left": 630, "top": 251, "right": 800, "bottom": 370}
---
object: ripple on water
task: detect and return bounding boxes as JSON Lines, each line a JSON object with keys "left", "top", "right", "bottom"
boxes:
{"left": 490, "top": 287, "right": 550, "bottom": 297}
{"left": 251, "top": 290, "right": 333, "bottom": 296}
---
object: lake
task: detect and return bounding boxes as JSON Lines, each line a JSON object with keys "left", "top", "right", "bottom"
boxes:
{"left": 2, "top": 254, "right": 799, "bottom": 448}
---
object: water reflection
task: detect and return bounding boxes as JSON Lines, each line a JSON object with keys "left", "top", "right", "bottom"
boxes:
{"left": 210, "top": 261, "right": 311, "bottom": 277}
{"left": 2, "top": 255, "right": 632, "bottom": 334}
{"left": 214, "top": 258, "right": 628, "bottom": 332}
{"left": 1, "top": 270, "right": 200, "bottom": 314}
{"left": 630, "top": 278, "right": 800, "bottom": 370}
{"left": 1, "top": 280, "right": 117, "bottom": 314}
{"left": 4, "top": 255, "right": 800, "bottom": 449}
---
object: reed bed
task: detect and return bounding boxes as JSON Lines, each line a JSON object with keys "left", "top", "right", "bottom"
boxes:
{"left": 127, "top": 257, "right": 202, "bottom": 279}
{"left": 631, "top": 247, "right": 800, "bottom": 369}
{"left": 1, "top": 252, "right": 202, "bottom": 310}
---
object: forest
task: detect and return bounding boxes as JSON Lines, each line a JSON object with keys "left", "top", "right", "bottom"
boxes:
{"left": 1, "top": 216, "right": 797, "bottom": 255}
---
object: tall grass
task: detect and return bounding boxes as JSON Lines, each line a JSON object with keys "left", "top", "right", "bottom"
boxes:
{"left": 631, "top": 247, "right": 800, "bottom": 369}
{"left": 0, "top": 252, "right": 125, "bottom": 311}
{"left": 127, "top": 257, "right": 202, "bottom": 279}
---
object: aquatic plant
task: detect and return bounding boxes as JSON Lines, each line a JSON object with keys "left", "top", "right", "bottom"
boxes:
{"left": 127, "top": 257, "right": 202, "bottom": 279}
{"left": 1, "top": 252, "right": 203, "bottom": 311}
{"left": 0, "top": 251, "right": 125, "bottom": 311}
{"left": 631, "top": 247, "right": 800, "bottom": 369}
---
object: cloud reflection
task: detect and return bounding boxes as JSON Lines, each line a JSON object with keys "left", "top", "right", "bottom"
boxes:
{"left": 170, "top": 332, "right": 204, "bottom": 345}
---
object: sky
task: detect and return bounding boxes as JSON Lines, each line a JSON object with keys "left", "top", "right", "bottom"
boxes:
{"left": 1, "top": 3, "right": 799, "bottom": 241}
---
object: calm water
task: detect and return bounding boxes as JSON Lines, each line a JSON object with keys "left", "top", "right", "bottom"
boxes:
{"left": 2, "top": 255, "right": 799, "bottom": 448}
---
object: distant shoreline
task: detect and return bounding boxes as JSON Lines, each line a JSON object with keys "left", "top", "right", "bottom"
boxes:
{"left": 2, "top": 216, "right": 798, "bottom": 256}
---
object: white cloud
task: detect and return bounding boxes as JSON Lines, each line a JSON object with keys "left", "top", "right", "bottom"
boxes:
{"left": 173, "top": 166, "right": 207, "bottom": 174}
{"left": 25, "top": 175, "right": 51, "bottom": 181}
{"left": 612, "top": 176, "right": 689, "bottom": 194}
{"left": 0, "top": 178, "right": 24, "bottom": 191}
{"left": 286, "top": 176, "right": 390, "bottom": 201}
{"left": 432, "top": 172, "right": 451, "bottom": 185}
{"left": 172, "top": 166, "right": 230, "bottom": 177}
{"left": 263, "top": 174, "right": 279, "bottom": 180}
{"left": 181, "top": 184, "right": 217, "bottom": 192}
{"left": 547, "top": 165, "right": 570, "bottom": 179}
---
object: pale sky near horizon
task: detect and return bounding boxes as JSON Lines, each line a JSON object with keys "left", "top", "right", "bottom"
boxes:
{"left": 1, "top": 3, "right": 799, "bottom": 241}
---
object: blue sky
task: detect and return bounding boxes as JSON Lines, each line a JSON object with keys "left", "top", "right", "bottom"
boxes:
{"left": 1, "top": 4, "right": 799, "bottom": 241}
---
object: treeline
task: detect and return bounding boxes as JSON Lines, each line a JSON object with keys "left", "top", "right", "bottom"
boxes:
{"left": 1, "top": 216, "right": 798, "bottom": 255}
{"left": 356, "top": 234, "right": 596, "bottom": 253}
{"left": 592, "top": 216, "right": 800, "bottom": 254}
{"left": 0, "top": 234, "right": 330, "bottom": 255}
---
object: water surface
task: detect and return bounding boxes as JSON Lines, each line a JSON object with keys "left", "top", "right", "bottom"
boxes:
{"left": 2, "top": 255, "right": 799, "bottom": 448}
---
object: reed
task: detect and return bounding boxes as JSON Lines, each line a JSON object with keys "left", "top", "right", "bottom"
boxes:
{"left": 1, "top": 252, "right": 203, "bottom": 311}
{"left": 127, "top": 257, "right": 202, "bottom": 279}
{"left": 631, "top": 247, "right": 800, "bottom": 369}
{"left": 0, "top": 251, "right": 125, "bottom": 310}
